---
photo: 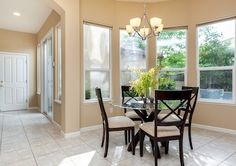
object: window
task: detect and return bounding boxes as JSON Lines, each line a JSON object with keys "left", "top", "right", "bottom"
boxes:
{"left": 157, "top": 28, "right": 187, "bottom": 90}
{"left": 55, "top": 24, "right": 62, "bottom": 101}
{"left": 37, "top": 44, "right": 41, "bottom": 94}
{"left": 197, "top": 19, "right": 235, "bottom": 102}
{"left": 120, "top": 30, "right": 147, "bottom": 85}
{"left": 83, "top": 23, "right": 111, "bottom": 101}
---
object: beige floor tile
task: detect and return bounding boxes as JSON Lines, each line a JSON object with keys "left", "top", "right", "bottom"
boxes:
{"left": 35, "top": 150, "right": 70, "bottom": 166}
{"left": 70, "top": 151, "right": 111, "bottom": 166}
{"left": 31, "top": 142, "right": 61, "bottom": 157}
{"left": 98, "top": 145, "right": 136, "bottom": 163}
{"left": 220, "top": 152, "right": 236, "bottom": 166}
{"left": 1, "top": 110, "right": 236, "bottom": 166}
{"left": 6, "top": 159, "right": 37, "bottom": 166}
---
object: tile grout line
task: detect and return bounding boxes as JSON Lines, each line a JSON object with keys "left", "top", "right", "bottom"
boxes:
{"left": 217, "top": 151, "right": 236, "bottom": 166}
{"left": 18, "top": 112, "right": 39, "bottom": 166}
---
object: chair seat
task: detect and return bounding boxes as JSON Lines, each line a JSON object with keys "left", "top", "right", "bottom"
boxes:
{"left": 158, "top": 114, "right": 189, "bottom": 124}
{"left": 125, "top": 111, "right": 140, "bottom": 119}
{"left": 139, "top": 122, "right": 180, "bottom": 137}
{"left": 108, "top": 116, "right": 135, "bottom": 129}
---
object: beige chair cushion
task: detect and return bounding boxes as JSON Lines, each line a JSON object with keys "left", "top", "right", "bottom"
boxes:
{"left": 139, "top": 122, "right": 180, "bottom": 137}
{"left": 108, "top": 116, "right": 135, "bottom": 129}
{"left": 125, "top": 111, "right": 140, "bottom": 119}
{"left": 158, "top": 114, "right": 189, "bottom": 124}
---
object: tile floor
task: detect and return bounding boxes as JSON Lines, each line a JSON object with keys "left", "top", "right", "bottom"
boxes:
{"left": 0, "top": 110, "right": 236, "bottom": 166}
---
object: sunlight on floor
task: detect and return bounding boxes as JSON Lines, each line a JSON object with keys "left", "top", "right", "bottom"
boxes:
{"left": 59, "top": 151, "right": 96, "bottom": 166}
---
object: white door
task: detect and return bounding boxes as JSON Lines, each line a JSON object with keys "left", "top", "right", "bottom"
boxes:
{"left": 0, "top": 53, "right": 28, "bottom": 111}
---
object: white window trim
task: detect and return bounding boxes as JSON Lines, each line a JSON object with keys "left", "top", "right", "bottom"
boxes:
{"left": 196, "top": 19, "right": 236, "bottom": 104}
{"left": 36, "top": 44, "right": 41, "bottom": 95}
{"left": 55, "top": 23, "right": 62, "bottom": 103}
{"left": 83, "top": 22, "right": 112, "bottom": 102}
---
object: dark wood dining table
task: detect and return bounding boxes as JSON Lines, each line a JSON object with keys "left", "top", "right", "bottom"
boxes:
{"left": 111, "top": 101, "right": 155, "bottom": 151}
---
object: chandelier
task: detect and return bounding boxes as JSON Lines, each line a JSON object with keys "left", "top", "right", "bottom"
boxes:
{"left": 126, "top": 3, "right": 163, "bottom": 40}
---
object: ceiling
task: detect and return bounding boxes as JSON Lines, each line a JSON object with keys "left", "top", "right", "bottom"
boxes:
{"left": 116, "top": 0, "right": 170, "bottom": 3}
{"left": 0, "top": 0, "right": 52, "bottom": 34}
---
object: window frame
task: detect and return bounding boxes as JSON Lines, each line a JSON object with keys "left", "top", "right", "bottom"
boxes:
{"left": 83, "top": 22, "right": 112, "bottom": 103}
{"left": 196, "top": 18, "right": 236, "bottom": 104}
{"left": 36, "top": 44, "right": 41, "bottom": 95}
{"left": 55, "top": 23, "right": 62, "bottom": 103}
{"left": 119, "top": 28, "right": 148, "bottom": 87}
{"left": 156, "top": 27, "right": 188, "bottom": 89}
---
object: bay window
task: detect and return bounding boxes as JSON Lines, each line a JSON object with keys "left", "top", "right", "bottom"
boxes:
{"left": 83, "top": 23, "right": 111, "bottom": 101}
{"left": 157, "top": 28, "right": 187, "bottom": 90}
{"left": 120, "top": 30, "right": 147, "bottom": 85}
{"left": 197, "top": 19, "right": 235, "bottom": 102}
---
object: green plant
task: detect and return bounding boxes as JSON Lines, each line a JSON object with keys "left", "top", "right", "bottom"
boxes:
{"left": 159, "top": 77, "right": 176, "bottom": 90}
{"left": 130, "top": 66, "right": 161, "bottom": 97}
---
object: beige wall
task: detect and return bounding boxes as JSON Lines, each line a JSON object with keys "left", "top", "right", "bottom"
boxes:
{"left": 0, "top": 28, "right": 37, "bottom": 107}
{"left": 37, "top": 10, "right": 61, "bottom": 43}
{"left": 79, "top": 0, "right": 236, "bottom": 131}
{"left": 37, "top": 10, "right": 61, "bottom": 124}
{"left": 187, "top": 0, "right": 236, "bottom": 130}
{"left": 47, "top": 0, "right": 81, "bottom": 133}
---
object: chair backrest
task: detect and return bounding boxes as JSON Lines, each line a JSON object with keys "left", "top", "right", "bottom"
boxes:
{"left": 154, "top": 90, "right": 192, "bottom": 137}
{"left": 121, "top": 85, "right": 139, "bottom": 107}
{"left": 182, "top": 86, "right": 199, "bottom": 123}
{"left": 95, "top": 87, "right": 109, "bottom": 126}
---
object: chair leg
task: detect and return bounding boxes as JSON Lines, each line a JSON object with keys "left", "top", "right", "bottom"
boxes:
{"left": 101, "top": 124, "right": 105, "bottom": 147}
{"left": 124, "top": 130, "right": 128, "bottom": 145}
{"left": 179, "top": 138, "right": 185, "bottom": 166}
{"left": 131, "top": 128, "right": 135, "bottom": 155}
{"left": 154, "top": 141, "right": 158, "bottom": 166}
{"left": 104, "top": 131, "right": 109, "bottom": 157}
{"left": 150, "top": 138, "right": 154, "bottom": 156}
{"left": 139, "top": 130, "right": 144, "bottom": 157}
{"left": 165, "top": 141, "right": 169, "bottom": 154}
{"left": 188, "top": 125, "right": 193, "bottom": 150}
{"left": 128, "top": 130, "right": 131, "bottom": 143}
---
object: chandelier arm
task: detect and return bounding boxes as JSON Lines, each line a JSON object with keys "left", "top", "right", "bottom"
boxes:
{"left": 126, "top": 0, "right": 163, "bottom": 40}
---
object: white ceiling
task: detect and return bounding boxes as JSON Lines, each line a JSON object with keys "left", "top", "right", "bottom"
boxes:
{"left": 116, "top": 0, "right": 170, "bottom": 3}
{"left": 0, "top": 0, "right": 52, "bottom": 34}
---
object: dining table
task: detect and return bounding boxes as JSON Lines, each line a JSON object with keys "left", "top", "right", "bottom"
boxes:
{"left": 111, "top": 100, "right": 156, "bottom": 152}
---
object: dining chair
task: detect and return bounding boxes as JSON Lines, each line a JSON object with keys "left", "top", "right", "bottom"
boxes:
{"left": 179, "top": 86, "right": 199, "bottom": 150}
{"left": 158, "top": 86, "right": 199, "bottom": 151}
{"left": 95, "top": 87, "right": 135, "bottom": 157}
{"left": 121, "top": 85, "right": 142, "bottom": 121}
{"left": 121, "top": 85, "right": 142, "bottom": 143}
{"left": 139, "top": 90, "right": 192, "bottom": 166}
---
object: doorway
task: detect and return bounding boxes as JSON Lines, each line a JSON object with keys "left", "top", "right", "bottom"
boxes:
{"left": 0, "top": 52, "right": 28, "bottom": 111}
{"left": 41, "top": 30, "right": 54, "bottom": 120}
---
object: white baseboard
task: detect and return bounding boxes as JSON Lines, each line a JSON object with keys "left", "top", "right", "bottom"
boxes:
{"left": 28, "top": 107, "right": 39, "bottom": 110}
{"left": 60, "top": 125, "right": 102, "bottom": 138}
{"left": 80, "top": 124, "right": 102, "bottom": 132}
{"left": 192, "top": 123, "right": 236, "bottom": 135}
{"left": 61, "top": 130, "right": 81, "bottom": 138}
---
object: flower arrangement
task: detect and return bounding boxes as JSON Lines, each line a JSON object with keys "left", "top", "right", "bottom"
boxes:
{"left": 130, "top": 66, "right": 162, "bottom": 98}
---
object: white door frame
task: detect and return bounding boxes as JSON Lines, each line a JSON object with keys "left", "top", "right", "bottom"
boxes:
{"left": 0, "top": 51, "right": 29, "bottom": 111}
{"left": 40, "top": 28, "right": 54, "bottom": 120}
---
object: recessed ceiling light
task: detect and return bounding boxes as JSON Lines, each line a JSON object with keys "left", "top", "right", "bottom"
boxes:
{"left": 13, "top": 12, "right": 21, "bottom": 17}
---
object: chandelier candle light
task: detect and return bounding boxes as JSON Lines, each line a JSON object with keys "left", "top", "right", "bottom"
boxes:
{"left": 126, "top": 3, "right": 163, "bottom": 40}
